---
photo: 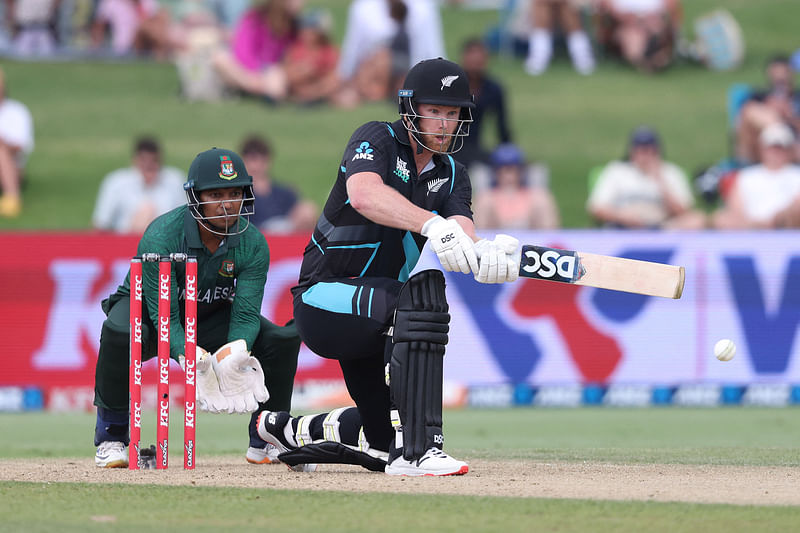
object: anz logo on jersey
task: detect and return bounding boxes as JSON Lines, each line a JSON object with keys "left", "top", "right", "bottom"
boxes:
{"left": 352, "top": 141, "right": 374, "bottom": 161}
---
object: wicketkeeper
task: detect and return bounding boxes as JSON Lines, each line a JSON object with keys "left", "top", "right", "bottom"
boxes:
{"left": 93, "top": 147, "right": 300, "bottom": 468}
{"left": 254, "top": 58, "right": 520, "bottom": 476}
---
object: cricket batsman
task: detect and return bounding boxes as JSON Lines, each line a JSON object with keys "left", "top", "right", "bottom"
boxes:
{"left": 93, "top": 147, "right": 300, "bottom": 468}
{"left": 252, "top": 58, "right": 521, "bottom": 476}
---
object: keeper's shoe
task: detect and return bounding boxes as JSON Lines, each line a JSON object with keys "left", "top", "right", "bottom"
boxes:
{"left": 385, "top": 448, "right": 469, "bottom": 477}
{"left": 95, "top": 441, "right": 128, "bottom": 468}
{"left": 256, "top": 411, "right": 317, "bottom": 472}
{"left": 246, "top": 442, "right": 282, "bottom": 464}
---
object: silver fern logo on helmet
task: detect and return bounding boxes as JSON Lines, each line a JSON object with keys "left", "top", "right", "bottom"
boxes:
{"left": 440, "top": 75, "right": 459, "bottom": 90}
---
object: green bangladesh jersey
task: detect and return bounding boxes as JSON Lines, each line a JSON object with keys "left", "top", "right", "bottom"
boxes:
{"left": 107, "top": 205, "right": 269, "bottom": 357}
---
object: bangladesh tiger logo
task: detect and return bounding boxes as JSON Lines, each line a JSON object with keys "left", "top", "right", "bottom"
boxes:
{"left": 219, "top": 260, "right": 235, "bottom": 277}
{"left": 219, "top": 155, "right": 238, "bottom": 180}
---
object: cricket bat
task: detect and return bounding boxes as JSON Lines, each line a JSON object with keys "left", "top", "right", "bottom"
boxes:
{"left": 517, "top": 245, "right": 685, "bottom": 299}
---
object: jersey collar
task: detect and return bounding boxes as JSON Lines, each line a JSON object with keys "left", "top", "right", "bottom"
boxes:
{"left": 390, "top": 120, "right": 411, "bottom": 146}
{"left": 390, "top": 119, "right": 448, "bottom": 176}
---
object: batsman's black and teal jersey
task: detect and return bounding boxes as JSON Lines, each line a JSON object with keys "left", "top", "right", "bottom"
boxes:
{"left": 105, "top": 205, "right": 268, "bottom": 358}
{"left": 291, "top": 120, "right": 474, "bottom": 451}
{"left": 294, "top": 119, "right": 473, "bottom": 293}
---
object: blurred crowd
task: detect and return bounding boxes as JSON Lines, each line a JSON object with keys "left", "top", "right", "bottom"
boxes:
{"left": 0, "top": 0, "right": 743, "bottom": 99}
{"left": 1, "top": 0, "right": 799, "bottom": 231}
{"left": 90, "top": 132, "right": 318, "bottom": 233}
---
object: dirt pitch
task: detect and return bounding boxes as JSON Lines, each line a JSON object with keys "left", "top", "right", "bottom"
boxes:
{"left": 2, "top": 457, "right": 798, "bottom": 506}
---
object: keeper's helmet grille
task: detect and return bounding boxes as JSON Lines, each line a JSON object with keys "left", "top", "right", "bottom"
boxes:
{"left": 183, "top": 147, "right": 255, "bottom": 236}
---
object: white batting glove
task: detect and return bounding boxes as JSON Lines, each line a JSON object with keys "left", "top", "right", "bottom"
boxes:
{"left": 474, "top": 234, "right": 520, "bottom": 284}
{"left": 180, "top": 346, "right": 229, "bottom": 414}
{"left": 494, "top": 234, "right": 520, "bottom": 283}
{"left": 421, "top": 215, "right": 479, "bottom": 274}
{"left": 210, "top": 340, "right": 269, "bottom": 414}
{"left": 474, "top": 239, "right": 503, "bottom": 283}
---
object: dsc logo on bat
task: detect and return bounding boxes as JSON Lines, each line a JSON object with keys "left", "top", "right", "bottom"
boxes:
{"left": 520, "top": 246, "right": 578, "bottom": 281}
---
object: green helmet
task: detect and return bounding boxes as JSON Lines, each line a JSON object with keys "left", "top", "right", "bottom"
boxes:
{"left": 184, "top": 147, "right": 255, "bottom": 236}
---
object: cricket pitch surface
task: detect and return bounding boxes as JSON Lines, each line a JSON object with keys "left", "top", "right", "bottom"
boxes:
{"left": 1, "top": 457, "right": 798, "bottom": 506}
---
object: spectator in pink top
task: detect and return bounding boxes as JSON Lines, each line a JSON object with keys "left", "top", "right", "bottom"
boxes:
{"left": 212, "top": 0, "right": 302, "bottom": 101}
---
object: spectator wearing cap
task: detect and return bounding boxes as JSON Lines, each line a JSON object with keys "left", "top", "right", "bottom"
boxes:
{"left": 587, "top": 126, "right": 706, "bottom": 229}
{"left": 241, "top": 134, "right": 318, "bottom": 233}
{"left": 713, "top": 123, "right": 800, "bottom": 229}
{"left": 472, "top": 143, "right": 559, "bottom": 229}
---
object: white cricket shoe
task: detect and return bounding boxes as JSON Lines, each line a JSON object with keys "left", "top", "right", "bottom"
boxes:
{"left": 246, "top": 442, "right": 282, "bottom": 464}
{"left": 385, "top": 448, "right": 469, "bottom": 476}
{"left": 95, "top": 441, "right": 128, "bottom": 468}
{"left": 256, "top": 411, "right": 317, "bottom": 472}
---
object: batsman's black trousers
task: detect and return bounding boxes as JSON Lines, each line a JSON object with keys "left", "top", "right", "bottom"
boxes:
{"left": 292, "top": 277, "right": 403, "bottom": 452}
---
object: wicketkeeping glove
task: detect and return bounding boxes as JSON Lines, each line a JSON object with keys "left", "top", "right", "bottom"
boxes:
{"left": 210, "top": 339, "right": 269, "bottom": 414}
{"left": 474, "top": 234, "right": 520, "bottom": 284}
{"left": 180, "top": 346, "right": 229, "bottom": 414}
{"left": 421, "top": 215, "right": 479, "bottom": 274}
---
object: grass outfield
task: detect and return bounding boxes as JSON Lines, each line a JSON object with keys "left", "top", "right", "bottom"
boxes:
{"left": 1, "top": 482, "right": 799, "bottom": 533}
{"left": 2, "top": 408, "right": 799, "bottom": 465}
{"left": 1, "top": 409, "right": 799, "bottom": 532}
{"left": 0, "top": 0, "right": 798, "bottom": 230}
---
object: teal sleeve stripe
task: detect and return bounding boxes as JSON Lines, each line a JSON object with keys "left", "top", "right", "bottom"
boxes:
{"left": 356, "top": 286, "right": 363, "bottom": 315}
{"left": 447, "top": 155, "right": 455, "bottom": 194}
{"left": 368, "top": 287, "right": 374, "bottom": 318}
{"left": 311, "top": 233, "right": 324, "bottom": 255}
{"left": 385, "top": 124, "right": 396, "bottom": 137}
{"left": 341, "top": 165, "right": 346, "bottom": 172}
{"left": 398, "top": 231, "right": 420, "bottom": 282}
{"left": 301, "top": 282, "right": 357, "bottom": 314}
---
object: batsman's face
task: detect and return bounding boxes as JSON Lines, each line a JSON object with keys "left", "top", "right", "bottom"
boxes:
{"left": 198, "top": 187, "right": 244, "bottom": 230}
{"left": 416, "top": 103, "right": 461, "bottom": 153}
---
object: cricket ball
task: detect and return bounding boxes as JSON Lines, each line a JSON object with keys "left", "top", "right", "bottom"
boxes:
{"left": 714, "top": 339, "right": 736, "bottom": 362}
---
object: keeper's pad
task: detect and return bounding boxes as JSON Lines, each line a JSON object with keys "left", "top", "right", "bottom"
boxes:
{"left": 389, "top": 269, "right": 450, "bottom": 461}
{"left": 278, "top": 442, "right": 388, "bottom": 472}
